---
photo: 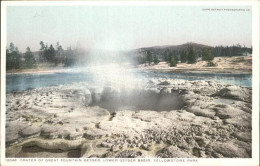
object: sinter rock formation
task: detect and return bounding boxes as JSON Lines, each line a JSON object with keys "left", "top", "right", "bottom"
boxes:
{"left": 6, "top": 79, "right": 252, "bottom": 158}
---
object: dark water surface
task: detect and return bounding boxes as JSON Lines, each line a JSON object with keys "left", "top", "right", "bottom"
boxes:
{"left": 6, "top": 70, "right": 252, "bottom": 93}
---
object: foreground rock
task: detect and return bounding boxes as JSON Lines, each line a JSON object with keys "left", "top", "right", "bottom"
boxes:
{"left": 6, "top": 79, "right": 252, "bottom": 158}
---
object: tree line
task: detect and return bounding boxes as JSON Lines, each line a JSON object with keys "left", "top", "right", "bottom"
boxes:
{"left": 6, "top": 43, "right": 37, "bottom": 70}
{"left": 139, "top": 44, "right": 252, "bottom": 67}
{"left": 212, "top": 44, "right": 252, "bottom": 57}
{"left": 6, "top": 42, "right": 252, "bottom": 70}
{"left": 6, "top": 41, "right": 83, "bottom": 70}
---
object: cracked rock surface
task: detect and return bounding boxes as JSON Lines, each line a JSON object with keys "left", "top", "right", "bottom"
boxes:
{"left": 6, "top": 79, "right": 252, "bottom": 158}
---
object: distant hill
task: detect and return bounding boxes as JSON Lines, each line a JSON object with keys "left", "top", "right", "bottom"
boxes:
{"left": 135, "top": 42, "right": 212, "bottom": 54}
{"left": 128, "top": 42, "right": 212, "bottom": 62}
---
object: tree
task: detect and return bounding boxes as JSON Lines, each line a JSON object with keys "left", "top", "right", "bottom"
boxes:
{"left": 55, "top": 42, "right": 64, "bottom": 64}
{"left": 202, "top": 48, "right": 214, "bottom": 61}
{"left": 212, "top": 44, "right": 251, "bottom": 57}
{"left": 64, "top": 47, "right": 75, "bottom": 67}
{"left": 24, "top": 47, "right": 36, "bottom": 68}
{"left": 39, "top": 41, "right": 46, "bottom": 62}
{"left": 180, "top": 50, "right": 187, "bottom": 63}
{"left": 40, "top": 41, "right": 45, "bottom": 51}
{"left": 153, "top": 55, "right": 159, "bottom": 65}
{"left": 236, "top": 44, "right": 242, "bottom": 56}
{"left": 174, "top": 52, "right": 179, "bottom": 62}
{"left": 6, "top": 43, "right": 21, "bottom": 70}
{"left": 163, "top": 49, "right": 170, "bottom": 62}
{"left": 146, "top": 51, "right": 152, "bottom": 65}
{"left": 56, "top": 42, "right": 63, "bottom": 54}
{"left": 168, "top": 52, "right": 177, "bottom": 67}
{"left": 187, "top": 47, "right": 197, "bottom": 64}
{"left": 9, "top": 42, "right": 16, "bottom": 52}
{"left": 44, "top": 44, "right": 56, "bottom": 63}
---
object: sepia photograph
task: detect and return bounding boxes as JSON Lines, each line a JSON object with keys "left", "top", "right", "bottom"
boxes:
{"left": 1, "top": 1, "right": 259, "bottom": 166}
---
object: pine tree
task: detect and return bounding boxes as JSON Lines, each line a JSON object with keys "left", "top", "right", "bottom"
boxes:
{"left": 39, "top": 41, "right": 44, "bottom": 62}
{"left": 40, "top": 41, "right": 45, "bottom": 51}
{"left": 55, "top": 42, "right": 64, "bottom": 64}
{"left": 163, "top": 50, "right": 169, "bottom": 62}
{"left": 180, "top": 51, "right": 187, "bottom": 63}
{"left": 187, "top": 47, "right": 197, "bottom": 64}
{"left": 64, "top": 47, "right": 74, "bottom": 67}
{"left": 202, "top": 48, "right": 214, "bottom": 61}
{"left": 24, "top": 47, "right": 36, "bottom": 68}
{"left": 168, "top": 52, "right": 177, "bottom": 67}
{"left": 153, "top": 55, "right": 159, "bottom": 65}
{"left": 44, "top": 44, "right": 56, "bottom": 63}
{"left": 6, "top": 43, "right": 21, "bottom": 70}
{"left": 146, "top": 51, "right": 152, "bottom": 65}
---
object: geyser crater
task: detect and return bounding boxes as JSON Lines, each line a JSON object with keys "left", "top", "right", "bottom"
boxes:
{"left": 82, "top": 87, "right": 185, "bottom": 112}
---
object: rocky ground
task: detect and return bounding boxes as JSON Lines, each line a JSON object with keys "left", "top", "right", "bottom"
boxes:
{"left": 5, "top": 79, "right": 252, "bottom": 158}
{"left": 138, "top": 56, "right": 252, "bottom": 74}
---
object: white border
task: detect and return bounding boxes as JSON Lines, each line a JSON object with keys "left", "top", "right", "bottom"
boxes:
{"left": 1, "top": 2, "right": 7, "bottom": 166}
{"left": 251, "top": 0, "right": 260, "bottom": 163}
{"left": 1, "top": 1, "right": 259, "bottom": 166}
{"left": 0, "top": 1, "right": 257, "bottom": 6}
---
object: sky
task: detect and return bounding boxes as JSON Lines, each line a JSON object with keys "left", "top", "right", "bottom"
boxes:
{"left": 6, "top": 6, "right": 252, "bottom": 52}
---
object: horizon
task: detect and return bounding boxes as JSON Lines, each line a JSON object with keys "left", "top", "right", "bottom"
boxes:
{"left": 6, "top": 41, "right": 252, "bottom": 54}
{"left": 6, "top": 6, "right": 252, "bottom": 52}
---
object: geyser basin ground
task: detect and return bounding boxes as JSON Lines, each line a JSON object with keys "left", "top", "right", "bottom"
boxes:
{"left": 6, "top": 79, "right": 252, "bottom": 158}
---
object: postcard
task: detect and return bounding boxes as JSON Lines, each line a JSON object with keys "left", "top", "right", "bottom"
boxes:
{"left": 1, "top": 1, "right": 259, "bottom": 166}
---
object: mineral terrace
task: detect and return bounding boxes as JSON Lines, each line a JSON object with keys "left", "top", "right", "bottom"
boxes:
{"left": 5, "top": 79, "right": 252, "bottom": 158}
